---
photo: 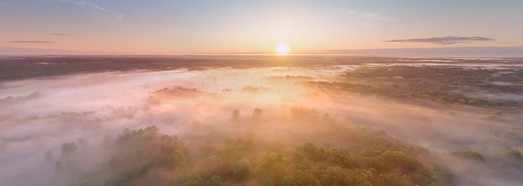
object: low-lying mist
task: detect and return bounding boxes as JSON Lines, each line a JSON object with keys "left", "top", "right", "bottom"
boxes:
{"left": 0, "top": 64, "right": 522, "bottom": 185}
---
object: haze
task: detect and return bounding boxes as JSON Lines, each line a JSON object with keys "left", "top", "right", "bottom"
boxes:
{"left": 1, "top": 0, "right": 523, "bottom": 55}
{"left": 1, "top": 1, "right": 523, "bottom": 186}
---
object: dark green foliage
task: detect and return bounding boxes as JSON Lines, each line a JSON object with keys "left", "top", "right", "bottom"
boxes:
{"left": 315, "top": 65, "right": 522, "bottom": 108}
{"left": 61, "top": 142, "right": 78, "bottom": 157}
{"left": 269, "top": 144, "right": 435, "bottom": 186}
{"left": 222, "top": 138, "right": 255, "bottom": 161}
{"left": 106, "top": 126, "right": 189, "bottom": 185}
{"left": 60, "top": 122, "right": 452, "bottom": 186}
{"left": 205, "top": 175, "right": 223, "bottom": 186}
{"left": 55, "top": 161, "right": 64, "bottom": 172}
{"left": 452, "top": 151, "right": 485, "bottom": 162}
{"left": 233, "top": 159, "right": 251, "bottom": 181}
{"left": 232, "top": 110, "right": 240, "bottom": 120}
{"left": 172, "top": 172, "right": 203, "bottom": 186}
{"left": 252, "top": 108, "right": 263, "bottom": 119}
{"left": 506, "top": 149, "right": 523, "bottom": 160}
{"left": 251, "top": 142, "right": 437, "bottom": 186}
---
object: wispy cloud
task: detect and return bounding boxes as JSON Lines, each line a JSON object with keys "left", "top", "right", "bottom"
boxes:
{"left": 384, "top": 36, "right": 494, "bottom": 45}
{"left": 56, "top": 0, "right": 124, "bottom": 22}
{"left": 345, "top": 10, "right": 392, "bottom": 23}
{"left": 50, "top": 33, "right": 74, "bottom": 36}
{"left": 296, "top": 9, "right": 391, "bottom": 35}
{"left": 58, "top": 0, "right": 112, "bottom": 13}
{"left": 9, "top": 41, "right": 54, "bottom": 44}
{"left": 316, "top": 9, "right": 392, "bottom": 27}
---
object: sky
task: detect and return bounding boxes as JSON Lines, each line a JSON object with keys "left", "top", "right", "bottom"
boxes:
{"left": 1, "top": 0, "right": 523, "bottom": 55}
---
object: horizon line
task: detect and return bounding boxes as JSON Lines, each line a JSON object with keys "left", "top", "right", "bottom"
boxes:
{"left": 1, "top": 46, "right": 523, "bottom": 58}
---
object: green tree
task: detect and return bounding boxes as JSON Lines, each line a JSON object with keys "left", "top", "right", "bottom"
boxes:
{"left": 233, "top": 159, "right": 251, "bottom": 181}
{"left": 61, "top": 142, "right": 77, "bottom": 157}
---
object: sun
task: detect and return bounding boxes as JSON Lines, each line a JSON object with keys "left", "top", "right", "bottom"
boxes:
{"left": 275, "top": 42, "right": 290, "bottom": 55}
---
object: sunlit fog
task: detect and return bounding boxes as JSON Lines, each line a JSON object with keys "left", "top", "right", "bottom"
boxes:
{"left": 1, "top": 56, "right": 522, "bottom": 186}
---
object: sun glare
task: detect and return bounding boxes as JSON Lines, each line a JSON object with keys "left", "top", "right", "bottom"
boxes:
{"left": 275, "top": 42, "right": 290, "bottom": 55}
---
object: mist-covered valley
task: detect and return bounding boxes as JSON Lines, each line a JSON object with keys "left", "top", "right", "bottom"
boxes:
{"left": 1, "top": 57, "right": 522, "bottom": 186}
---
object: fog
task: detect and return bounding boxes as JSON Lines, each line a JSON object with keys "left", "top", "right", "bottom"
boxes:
{"left": 1, "top": 65, "right": 522, "bottom": 185}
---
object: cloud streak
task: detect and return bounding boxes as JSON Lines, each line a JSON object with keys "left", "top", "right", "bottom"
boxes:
{"left": 9, "top": 41, "right": 54, "bottom": 44}
{"left": 50, "top": 33, "right": 74, "bottom": 36}
{"left": 56, "top": 0, "right": 124, "bottom": 22}
{"left": 312, "top": 9, "right": 392, "bottom": 29}
{"left": 384, "top": 36, "right": 494, "bottom": 45}
{"left": 58, "top": 0, "right": 113, "bottom": 14}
